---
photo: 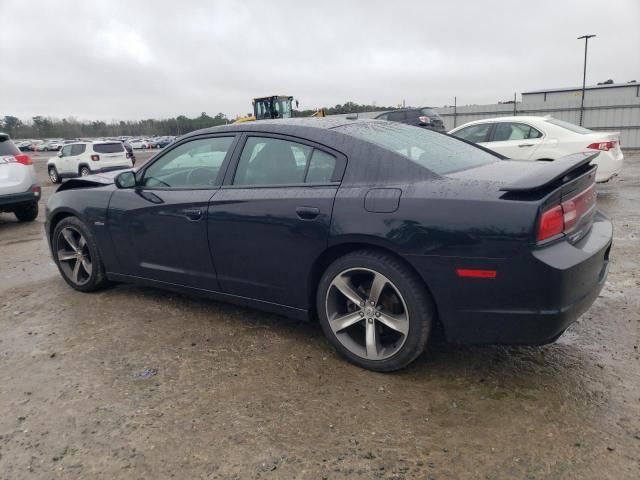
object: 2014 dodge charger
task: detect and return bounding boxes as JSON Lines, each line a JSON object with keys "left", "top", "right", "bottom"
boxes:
{"left": 45, "top": 118, "right": 612, "bottom": 371}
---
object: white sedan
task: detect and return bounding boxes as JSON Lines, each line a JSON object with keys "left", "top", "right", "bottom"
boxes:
{"left": 449, "top": 116, "right": 623, "bottom": 183}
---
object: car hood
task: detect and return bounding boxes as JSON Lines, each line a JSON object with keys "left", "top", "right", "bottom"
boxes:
{"left": 56, "top": 170, "right": 130, "bottom": 192}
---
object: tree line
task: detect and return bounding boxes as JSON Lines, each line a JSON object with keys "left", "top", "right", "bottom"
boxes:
{"left": 1, "top": 102, "right": 394, "bottom": 139}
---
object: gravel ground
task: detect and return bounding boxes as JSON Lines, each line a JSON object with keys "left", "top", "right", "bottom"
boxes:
{"left": 0, "top": 150, "right": 639, "bottom": 479}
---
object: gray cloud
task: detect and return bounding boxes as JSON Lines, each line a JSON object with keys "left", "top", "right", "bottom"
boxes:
{"left": 1, "top": 0, "right": 639, "bottom": 121}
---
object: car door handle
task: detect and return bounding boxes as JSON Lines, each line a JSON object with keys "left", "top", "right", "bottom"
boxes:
{"left": 180, "top": 208, "right": 203, "bottom": 221}
{"left": 296, "top": 206, "right": 320, "bottom": 220}
{"left": 518, "top": 143, "right": 534, "bottom": 147}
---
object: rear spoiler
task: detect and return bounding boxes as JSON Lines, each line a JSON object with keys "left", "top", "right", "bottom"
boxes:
{"left": 499, "top": 152, "right": 599, "bottom": 192}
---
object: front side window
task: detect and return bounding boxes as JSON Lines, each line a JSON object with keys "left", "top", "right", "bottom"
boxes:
{"left": 493, "top": 123, "right": 542, "bottom": 141}
{"left": 233, "top": 137, "right": 336, "bottom": 186}
{"left": 60, "top": 145, "right": 72, "bottom": 157}
{"left": 70, "top": 144, "right": 86, "bottom": 156}
{"left": 143, "top": 136, "right": 234, "bottom": 188}
{"left": 451, "top": 123, "right": 492, "bottom": 143}
{"left": 387, "top": 111, "right": 406, "bottom": 122}
{"left": 336, "top": 122, "right": 498, "bottom": 175}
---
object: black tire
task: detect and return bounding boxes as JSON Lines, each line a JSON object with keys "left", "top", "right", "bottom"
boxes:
{"left": 14, "top": 202, "right": 39, "bottom": 222}
{"left": 316, "top": 250, "right": 434, "bottom": 372}
{"left": 79, "top": 166, "right": 91, "bottom": 177}
{"left": 48, "top": 166, "right": 61, "bottom": 184}
{"left": 52, "top": 216, "right": 109, "bottom": 292}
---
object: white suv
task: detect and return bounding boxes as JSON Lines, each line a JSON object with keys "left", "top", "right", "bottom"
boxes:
{"left": 47, "top": 141, "right": 133, "bottom": 183}
{"left": 0, "top": 133, "right": 41, "bottom": 222}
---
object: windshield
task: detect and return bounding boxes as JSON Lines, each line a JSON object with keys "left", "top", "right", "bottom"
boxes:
{"left": 336, "top": 122, "right": 499, "bottom": 175}
{"left": 545, "top": 118, "right": 593, "bottom": 134}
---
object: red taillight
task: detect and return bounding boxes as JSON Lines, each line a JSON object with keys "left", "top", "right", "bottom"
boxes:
{"left": 538, "top": 205, "right": 564, "bottom": 241}
{"left": 537, "top": 183, "right": 597, "bottom": 241}
{"left": 31, "top": 185, "right": 41, "bottom": 197}
{"left": 14, "top": 154, "right": 32, "bottom": 165}
{"left": 418, "top": 115, "right": 431, "bottom": 124}
{"left": 91, "top": 154, "right": 100, "bottom": 161}
{"left": 587, "top": 141, "right": 616, "bottom": 151}
{"left": 456, "top": 269, "right": 497, "bottom": 279}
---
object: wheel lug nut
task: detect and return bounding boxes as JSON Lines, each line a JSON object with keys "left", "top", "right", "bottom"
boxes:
{"left": 359, "top": 311, "right": 364, "bottom": 317}
{"left": 375, "top": 312, "right": 381, "bottom": 317}
{"left": 360, "top": 301, "right": 365, "bottom": 307}
{"left": 368, "top": 318, "right": 374, "bottom": 324}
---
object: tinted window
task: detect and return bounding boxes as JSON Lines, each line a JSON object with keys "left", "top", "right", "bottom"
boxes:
{"left": 387, "top": 111, "right": 406, "bottom": 122}
{"left": 375, "top": 113, "right": 389, "bottom": 120}
{"left": 420, "top": 108, "right": 439, "bottom": 118}
{"left": 492, "top": 123, "right": 543, "bottom": 142}
{"left": 545, "top": 117, "right": 592, "bottom": 134}
{"left": 143, "top": 136, "right": 233, "bottom": 188}
{"left": 306, "top": 150, "right": 336, "bottom": 183}
{"left": 93, "top": 143, "right": 124, "bottom": 154}
{"left": 451, "top": 123, "right": 492, "bottom": 143}
{"left": 61, "top": 145, "right": 72, "bottom": 157}
{"left": 234, "top": 137, "right": 311, "bottom": 185}
{"left": 0, "top": 136, "right": 19, "bottom": 156}
{"left": 336, "top": 122, "right": 498, "bottom": 175}
{"left": 70, "top": 144, "right": 86, "bottom": 156}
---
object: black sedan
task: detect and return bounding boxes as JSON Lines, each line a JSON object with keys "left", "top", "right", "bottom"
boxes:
{"left": 45, "top": 118, "right": 611, "bottom": 371}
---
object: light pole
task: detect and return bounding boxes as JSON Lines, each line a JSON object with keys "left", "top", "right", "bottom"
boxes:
{"left": 577, "top": 34, "right": 596, "bottom": 126}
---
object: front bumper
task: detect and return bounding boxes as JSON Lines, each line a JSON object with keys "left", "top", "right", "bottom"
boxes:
{"left": 406, "top": 212, "right": 612, "bottom": 345}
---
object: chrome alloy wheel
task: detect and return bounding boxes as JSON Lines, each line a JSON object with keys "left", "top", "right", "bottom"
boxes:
{"left": 56, "top": 227, "right": 93, "bottom": 286}
{"left": 325, "top": 268, "right": 409, "bottom": 360}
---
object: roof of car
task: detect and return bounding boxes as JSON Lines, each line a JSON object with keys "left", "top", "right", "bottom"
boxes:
{"left": 451, "top": 116, "right": 551, "bottom": 130}
{"left": 184, "top": 117, "right": 379, "bottom": 139}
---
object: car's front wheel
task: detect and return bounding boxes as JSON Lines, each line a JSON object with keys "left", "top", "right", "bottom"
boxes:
{"left": 48, "top": 166, "right": 61, "bottom": 184}
{"left": 14, "top": 202, "right": 39, "bottom": 222}
{"left": 317, "top": 250, "right": 434, "bottom": 371}
{"left": 52, "top": 217, "right": 108, "bottom": 292}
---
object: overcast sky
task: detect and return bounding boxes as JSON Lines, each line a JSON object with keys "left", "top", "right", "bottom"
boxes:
{"left": 1, "top": 0, "right": 639, "bottom": 121}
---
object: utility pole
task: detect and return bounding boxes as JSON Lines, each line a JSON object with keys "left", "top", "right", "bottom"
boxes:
{"left": 577, "top": 34, "right": 596, "bottom": 126}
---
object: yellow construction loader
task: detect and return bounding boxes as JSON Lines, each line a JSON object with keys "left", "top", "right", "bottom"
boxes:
{"left": 233, "top": 95, "right": 326, "bottom": 123}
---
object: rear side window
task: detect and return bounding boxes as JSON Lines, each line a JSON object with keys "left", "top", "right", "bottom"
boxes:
{"left": 387, "top": 111, "right": 406, "bottom": 122}
{"left": 451, "top": 123, "right": 492, "bottom": 143}
{"left": 306, "top": 150, "right": 336, "bottom": 183}
{"left": 93, "top": 143, "right": 124, "bottom": 154}
{"left": 233, "top": 137, "right": 337, "bottom": 186}
{"left": 337, "top": 122, "right": 498, "bottom": 175}
{"left": 420, "top": 108, "right": 439, "bottom": 118}
{"left": 70, "top": 144, "right": 86, "bottom": 156}
{"left": 492, "top": 123, "right": 543, "bottom": 141}
{"left": 0, "top": 136, "right": 20, "bottom": 156}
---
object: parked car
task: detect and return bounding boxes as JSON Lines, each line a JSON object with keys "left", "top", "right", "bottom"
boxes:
{"left": 129, "top": 139, "right": 150, "bottom": 150}
{"left": 448, "top": 116, "right": 624, "bottom": 183}
{"left": 45, "top": 118, "right": 611, "bottom": 371}
{"left": 122, "top": 141, "right": 136, "bottom": 166}
{"left": 0, "top": 133, "right": 41, "bottom": 221}
{"left": 17, "top": 140, "right": 33, "bottom": 151}
{"left": 46, "top": 140, "right": 63, "bottom": 151}
{"left": 375, "top": 107, "right": 446, "bottom": 132}
{"left": 47, "top": 140, "right": 133, "bottom": 183}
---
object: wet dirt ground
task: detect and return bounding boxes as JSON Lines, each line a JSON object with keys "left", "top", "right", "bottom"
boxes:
{"left": 1, "top": 150, "right": 639, "bottom": 479}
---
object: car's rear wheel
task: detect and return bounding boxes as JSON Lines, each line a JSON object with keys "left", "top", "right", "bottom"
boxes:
{"left": 14, "top": 202, "right": 39, "bottom": 222}
{"left": 79, "top": 166, "right": 91, "bottom": 177}
{"left": 48, "top": 166, "right": 61, "bottom": 184}
{"left": 317, "top": 250, "right": 433, "bottom": 371}
{"left": 52, "top": 217, "right": 108, "bottom": 292}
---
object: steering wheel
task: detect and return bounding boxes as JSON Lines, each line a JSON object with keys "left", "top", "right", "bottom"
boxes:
{"left": 186, "top": 167, "right": 216, "bottom": 186}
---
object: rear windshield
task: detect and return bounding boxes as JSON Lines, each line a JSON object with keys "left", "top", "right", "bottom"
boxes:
{"left": 420, "top": 108, "right": 439, "bottom": 118}
{"left": 93, "top": 142, "right": 124, "bottom": 154}
{"left": 336, "top": 122, "right": 499, "bottom": 175}
{"left": 0, "top": 136, "right": 20, "bottom": 156}
{"left": 545, "top": 118, "right": 592, "bottom": 134}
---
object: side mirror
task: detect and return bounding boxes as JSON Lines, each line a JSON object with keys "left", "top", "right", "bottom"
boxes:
{"left": 57, "top": 151, "right": 63, "bottom": 157}
{"left": 115, "top": 170, "right": 137, "bottom": 189}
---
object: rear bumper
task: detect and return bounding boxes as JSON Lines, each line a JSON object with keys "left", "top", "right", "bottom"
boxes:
{"left": 406, "top": 212, "right": 612, "bottom": 345}
{"left": 594, "top": 150, "right": 624, "bottom": 183}
{"left": 0, "top": 186, "right": 41, "bottom": 211}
